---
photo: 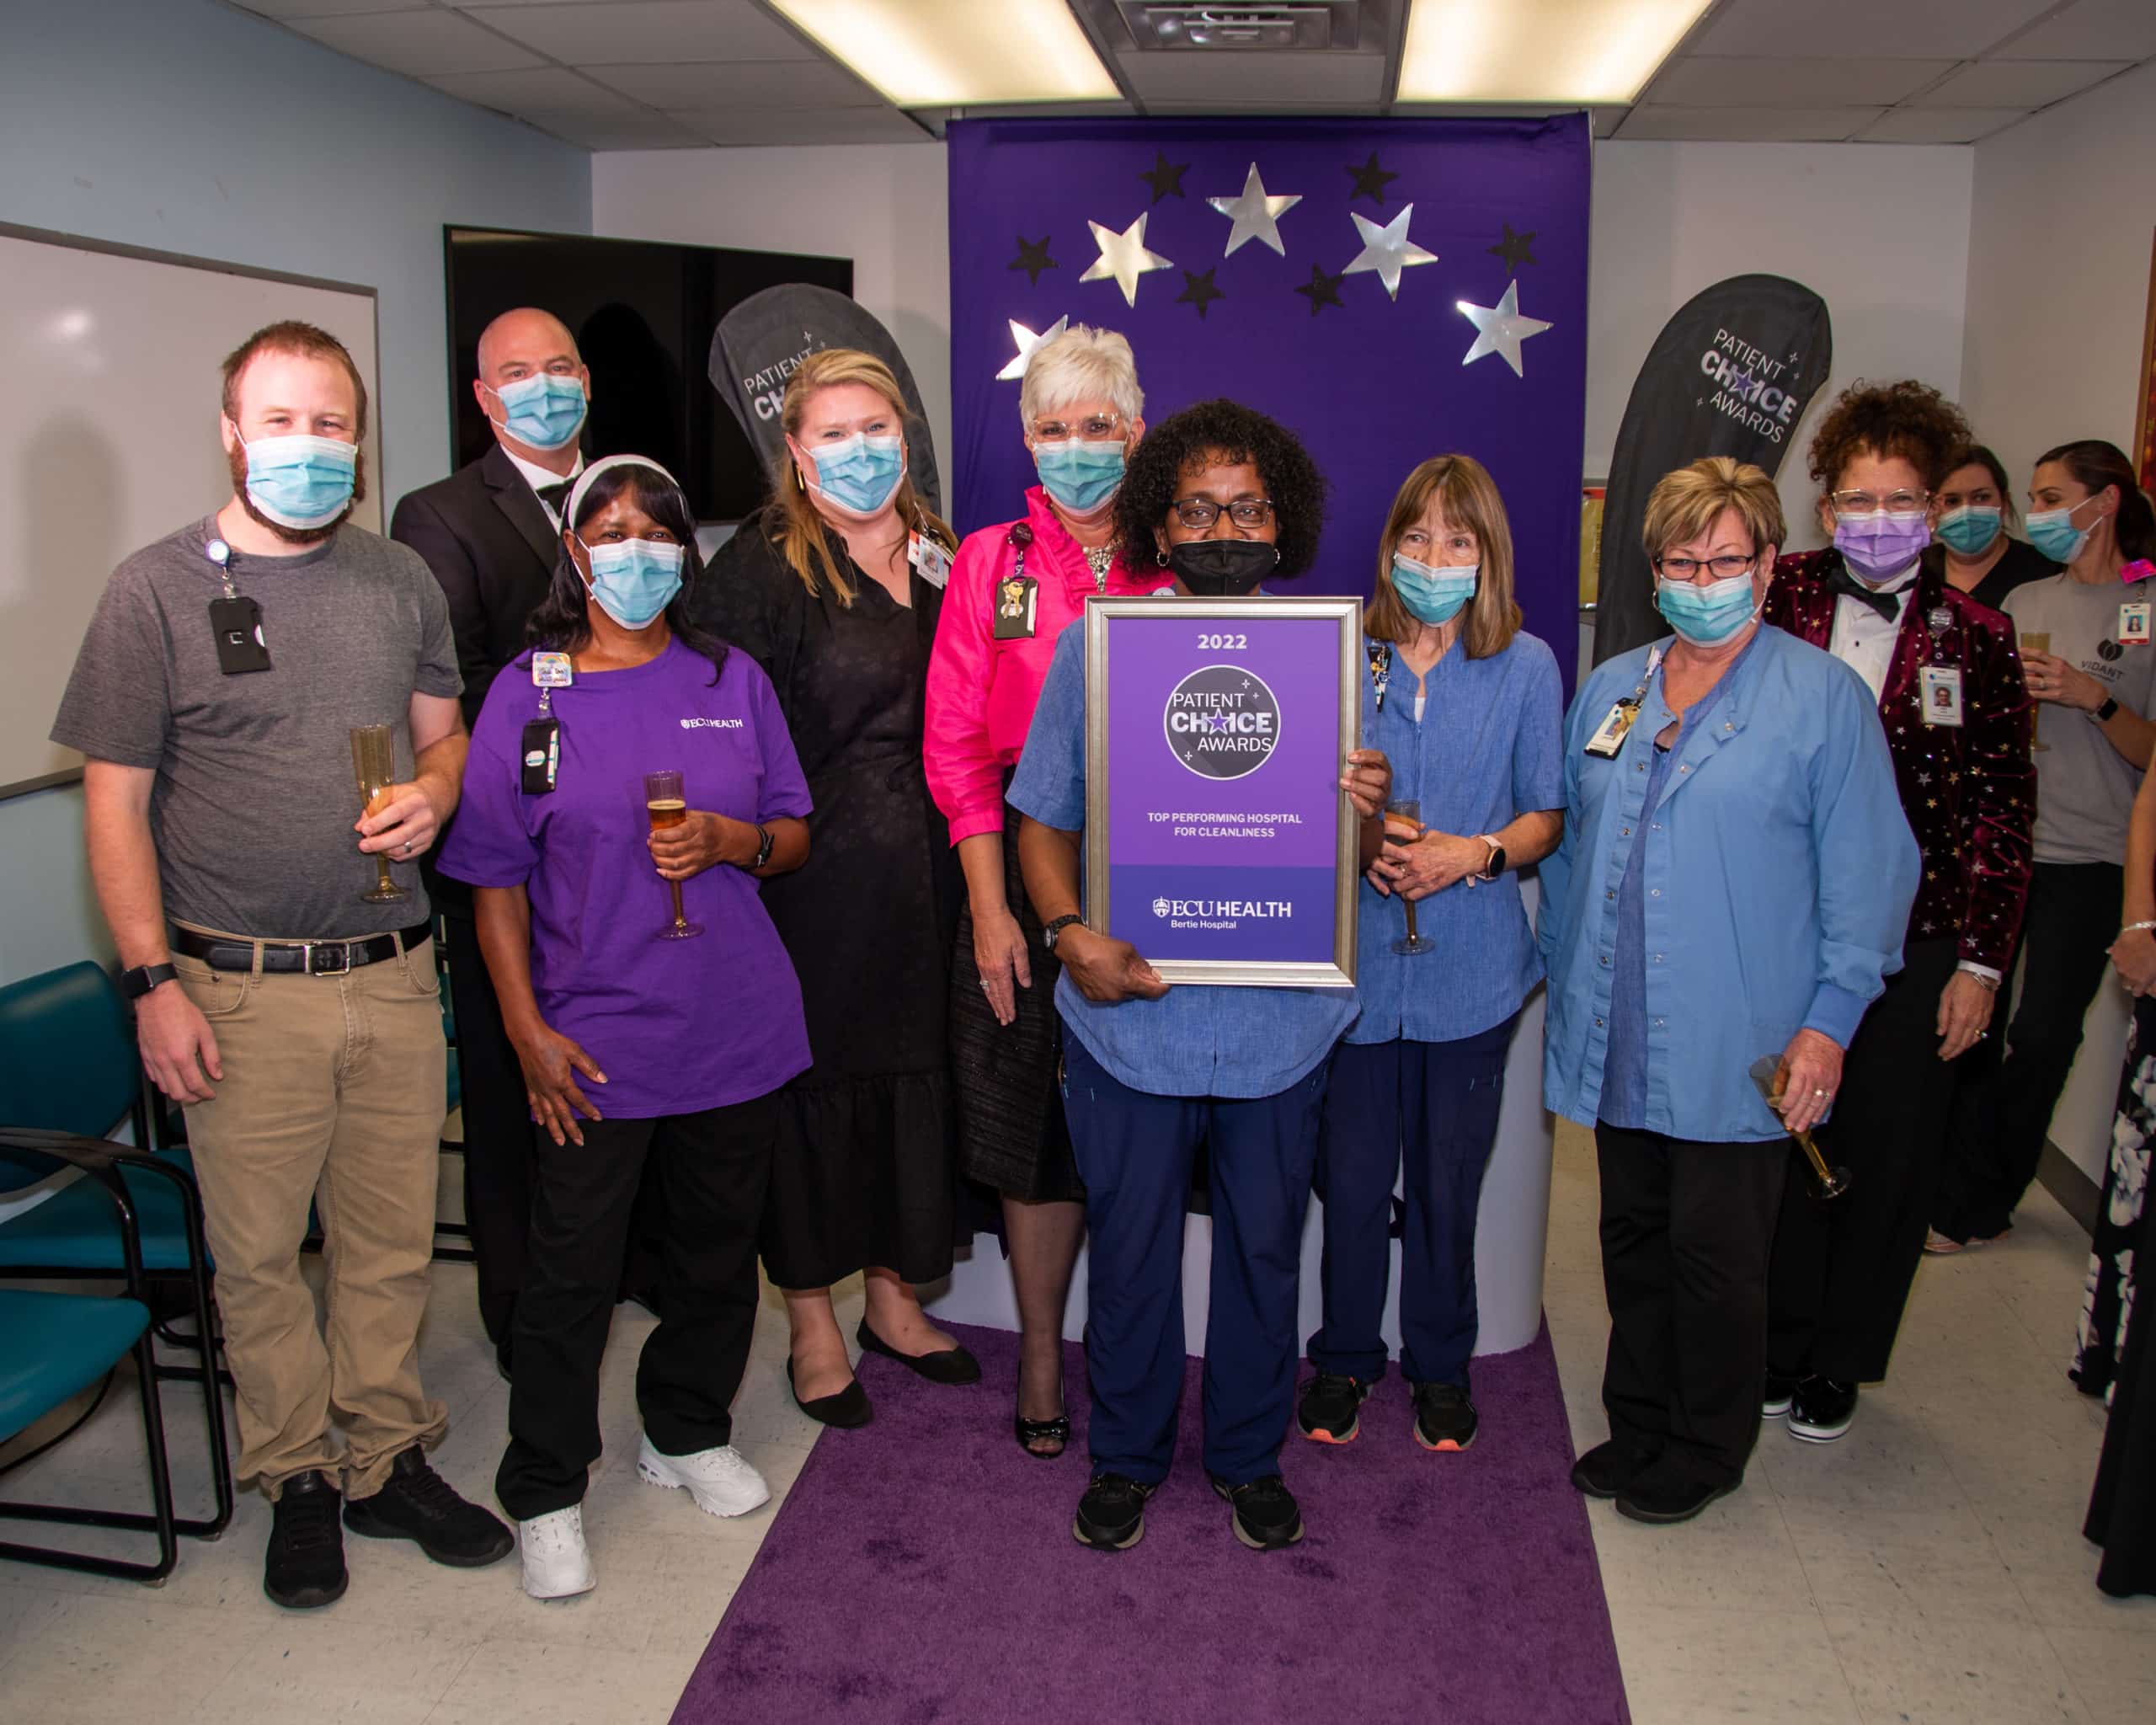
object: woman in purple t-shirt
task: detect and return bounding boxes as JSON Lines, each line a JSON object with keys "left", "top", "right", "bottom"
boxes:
{"left": 440, "top": 457, "right": 813, "bottom": 1604}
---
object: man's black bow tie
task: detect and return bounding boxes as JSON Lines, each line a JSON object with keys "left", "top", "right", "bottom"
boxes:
{"left": 535, "top": 481, "right": 574, "bottom": 514}
{"left": 1820, "top": 558, "right": 1905, "bottom": 624}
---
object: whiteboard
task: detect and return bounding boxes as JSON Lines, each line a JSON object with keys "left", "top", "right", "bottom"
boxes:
{"left": 1, "top": 225, "right": 381, "bottom": 795}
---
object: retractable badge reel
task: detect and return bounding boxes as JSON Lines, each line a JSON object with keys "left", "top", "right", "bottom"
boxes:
{"left": 205, "top": 538, "right": 272, "bottom": 675}
{"left": 522, "top": 652, "right": 571, "bottom": 794}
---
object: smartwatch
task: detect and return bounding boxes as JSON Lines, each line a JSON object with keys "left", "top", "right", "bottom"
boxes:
{"left": 120, "top": 962, "right": 178, "bottom": 1001}
{"left": 1476, "top": 836, "right": 1508, "bottom": 881}
{"left": 2093, "top": 696, "right": 2121, "bottom": 724}
{"left": 1043, "top": 914, "right": 1084, "bottom": 953}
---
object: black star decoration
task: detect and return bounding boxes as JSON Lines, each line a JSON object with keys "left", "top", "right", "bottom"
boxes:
{"left": 1347, "top": 152, "right": 1399, "bottom": 206}
{"left": 1489, "top": 222, "right": 1539, "bottom": 270}
{"left": 1139, "top": 150, "right": 1190, "bottom": 204}
{"left": 1007, "top": 235, "right": 1056, "bottom": 287}
{"left": 1177, "top": 267, "right": 1225, "bottom": 319}
{"left": 1294, "top": 262, "right": 1346, "bottom": 317}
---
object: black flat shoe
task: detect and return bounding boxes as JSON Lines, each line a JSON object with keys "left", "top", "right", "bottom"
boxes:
{"left": 856, "top": 1318, "right": 982, "bottom": 1386}
{"left": 787, "top": 1356, "right": 873, "bottom": 1429}
{"left": 1015, "top": 1409, "right": 1071, "bottom": 1458}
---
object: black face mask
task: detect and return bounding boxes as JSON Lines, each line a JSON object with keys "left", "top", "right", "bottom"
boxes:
{"left": 1167, "top": 538, "right": 1279, "bottom": 595}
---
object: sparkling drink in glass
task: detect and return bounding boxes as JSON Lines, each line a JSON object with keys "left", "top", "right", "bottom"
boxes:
{"left": 349, "top": 724, "right": 412, "bottom": 905}
{"left": 643, "top": 769, "right": 703, "bottom": 941}
{"left": 1385, "top": 798, "right": 1433, "bottom": 957}
{"left": 2020, "top": 632, "right": 2052, "bottom": 751}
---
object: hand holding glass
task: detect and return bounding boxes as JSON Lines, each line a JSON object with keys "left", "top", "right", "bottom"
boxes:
{"left": 643, "top": 770, "right": 703, "bottom": 941}
{"left": 349, "top": 724, "right": 412, "bottom": 905}
{"left": 2020, "top": 632, "right": 2052, "bottom": 750}
{"left": 1385, "top": 800, "right": 1433, "bottom": 956}
{"left": 1748, "top": 1055, "right": 1849, "bottom": 1200}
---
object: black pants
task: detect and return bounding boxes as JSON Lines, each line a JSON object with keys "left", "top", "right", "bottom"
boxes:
{"left": 1595, "top": 1123, "right": 1789, "bottom": 1487}
{"left": 442, "top": 908, "right": 533, "bottom": 1354}
{"left": 1768, "top": 937, "right": 1961, "bottom": 1384}
{"left": 496, "top": 1097, "right": 776, "bottom": 1522}
{"left": 1936, "top": 861, "right": 2121, "bottom": 1243}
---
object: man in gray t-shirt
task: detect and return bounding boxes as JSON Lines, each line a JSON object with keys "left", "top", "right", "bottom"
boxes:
{"left": 51, "top": 321, "right": 510, "bottom": 1610}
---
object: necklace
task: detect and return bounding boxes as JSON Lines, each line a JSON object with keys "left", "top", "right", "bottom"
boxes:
{"left": 1084, "top": 545, "right": 1113, "bottom": 585}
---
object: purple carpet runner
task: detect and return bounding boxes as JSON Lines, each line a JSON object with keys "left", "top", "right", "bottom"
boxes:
{"left": 673, "top": 1320, "right": 1627, "bottom": 1724}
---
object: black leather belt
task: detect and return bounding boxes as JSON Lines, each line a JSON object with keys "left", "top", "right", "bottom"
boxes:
{"left": 172, "top": 921, "right": 432, "bottom": 976}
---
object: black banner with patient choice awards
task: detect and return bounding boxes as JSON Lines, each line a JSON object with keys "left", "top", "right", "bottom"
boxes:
{"left": 708, "top": 284, "right": 943, "bottom": 517}
{"left": 1593, "top": 274, "right": 1832, "bottom": 665}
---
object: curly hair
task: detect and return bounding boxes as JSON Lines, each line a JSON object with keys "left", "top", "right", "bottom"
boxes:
{"left": 1112, "top": 398, "right": 1327, "bottom": 579}
{"left": 1805, "top": 378, "right": 1972, "bottom": 494}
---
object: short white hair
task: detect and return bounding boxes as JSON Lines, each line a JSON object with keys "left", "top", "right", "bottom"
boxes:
{"left": 1018, "top": 325, "right": 1143, "bottom": 431}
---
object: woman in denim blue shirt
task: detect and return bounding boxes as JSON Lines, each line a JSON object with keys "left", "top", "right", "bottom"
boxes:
{"left": 1297, "top": 456, "right": 1563, "bottom": 1457}
{"left": 1540, "top": 457, "right": 1918, "bottom": 1525}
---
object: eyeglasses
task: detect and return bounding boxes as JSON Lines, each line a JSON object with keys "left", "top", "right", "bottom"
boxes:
{"left": 1031, "top": 414, "right": 1123, "bottom": 443}
{"left": 1653, "top": 553, "right": 1757, "bottom": 579}
{"left": 1830, "top": 489, "right": 1929, "bottom": 515}
{"left": 1172, "top": 498, "right": 1275, "bottom": 531}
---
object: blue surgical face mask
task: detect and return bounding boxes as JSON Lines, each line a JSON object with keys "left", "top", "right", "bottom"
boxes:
{"left": 803, "top": 432, "right": 905, "bottom": 517}
{"left": 579, "top": 537, "right": 684, "bottom": 631}
{"left": 1935, "top": 504, "right": 2003, "bottom": 557}
{"left": 1033, "top": 437, "right": 1127, "bottom": 514}
{"left": 1656, "top": 569, "right": 1758, "bottom": 646}
{"left": 2026, "top": 495, "right": 2100, "bottom": 565}
{"left": 237, "top": 431, "right": 357, "bottom": 530}
{"left": 1390, "top": 552, "right": 1479, "bottom": 626}
{"left": 488, "top": 372, "right": 587, "bottom": 451}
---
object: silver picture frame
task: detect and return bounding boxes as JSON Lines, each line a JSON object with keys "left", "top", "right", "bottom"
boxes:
{"left": 1083, "top": 595, "right": 1364, "bottom": 988}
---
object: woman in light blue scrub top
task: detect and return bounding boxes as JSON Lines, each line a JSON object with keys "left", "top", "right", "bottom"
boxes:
{"left": 1299, "top": 454, "right": 1564, "bottom": 1457}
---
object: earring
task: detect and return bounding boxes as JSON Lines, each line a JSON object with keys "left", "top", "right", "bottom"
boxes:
{"left": 1155, "top": 548, "right": 1170, "bottom": 568}
{"left": 1271, "top": 547, "right": 1281, "bottom": 565}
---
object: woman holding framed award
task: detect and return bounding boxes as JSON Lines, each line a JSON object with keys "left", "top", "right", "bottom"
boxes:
{"left": 1296, "top": 455, "right": 1564, "bottom": 1456}
{"left": 1010, "top": 398, "right": 1392, "bottom": 1556}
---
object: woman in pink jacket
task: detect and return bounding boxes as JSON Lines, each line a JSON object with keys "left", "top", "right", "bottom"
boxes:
{"left": 925, "top": 326, "right": 1168, "bottom": 1457}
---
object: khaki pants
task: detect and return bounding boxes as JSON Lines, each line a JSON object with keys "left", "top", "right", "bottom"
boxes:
{"left": 174, "top": 927, "right": 450, "bottom": 1500}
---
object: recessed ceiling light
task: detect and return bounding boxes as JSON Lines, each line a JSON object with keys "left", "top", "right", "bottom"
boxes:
{"left": 766, "top": 1, "right": 1120, "bottom": 107}
{"left": 1397, "top": 0, "right": 1714, "bottom": 104}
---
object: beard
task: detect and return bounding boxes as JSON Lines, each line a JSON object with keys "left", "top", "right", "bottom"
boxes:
{"left": 225, "top": 443, "right": 367, "bottom": 545}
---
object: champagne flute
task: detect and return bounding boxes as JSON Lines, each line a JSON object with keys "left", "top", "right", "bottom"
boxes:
{"left": 1385, "top": 798, "right": 1433, "bottom": 957}
{"left": 643, "top": 770, "right": 704, "bottom": 941}
{"left": 349, "top": 724, "right": 412, "bottom": 904}
{"left": 2020, "top": 631, "right": 2052, "bottom": 751}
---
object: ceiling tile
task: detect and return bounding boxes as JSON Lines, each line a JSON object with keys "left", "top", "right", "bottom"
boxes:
{"left": 1910, "top": 57, "right": 2130, "bottom": 105}
{"left": 1114, "top": 50, "right": 1388, "bottom": 105}
{"left": 423, "top": 66, "right": 650, "bottom": 115}
{"left": 585, "top": 58, "right": 881, "bottom": 109}
{"left": 677, "top": 106, "right": 935, "bottom": 146}
{"left": 533, "top": 114, "right": 710, "bottom": 150}
{"left": 1992, "top": 0, "right": 2156, "bottom": 61}
{"left": 1644, "top": 55, "right": 1958, "bottom": 106}
{"left": 287, "top": 8, "right": 547, "bottom": 74}
{"left": 1614, "top": 104, "right": 1885, "bottom": 142}
{"left": 465, "top": 1, "right": 819, "bottom": 65}
{"left": 1853, "top": 106, "right": 2033, "bottom": 142}
{"left": 1693, "top": 0, "right": 2056, "bottom": 60}
{"left": 230, "top": 1, "right": 427, "bottom": 17}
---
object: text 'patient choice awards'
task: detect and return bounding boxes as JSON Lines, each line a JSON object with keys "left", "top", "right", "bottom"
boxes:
{"left": 1163, "top": 665, "right": 1282, "bottom": 781}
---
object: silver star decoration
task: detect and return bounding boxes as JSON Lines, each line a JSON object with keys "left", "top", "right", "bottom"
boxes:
{"left": 1456, "top": 280, "right": 1553, "bottom": 377}
{"left": 1343, "top": 205, "right": 1438, "bottom": 301}
{"left": 995, "top": 315, "right": 1068, "bottom": 382}
{"left": 1079, "top": 215, "right": 1173, "bottom": 307}
{"left": 1208, "top": 163, "right": 1302, "bottom": 259}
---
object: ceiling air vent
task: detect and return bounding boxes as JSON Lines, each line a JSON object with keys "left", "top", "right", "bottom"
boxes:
{"left": 1114, "top": 4, "right": 1363, "bottom": 51}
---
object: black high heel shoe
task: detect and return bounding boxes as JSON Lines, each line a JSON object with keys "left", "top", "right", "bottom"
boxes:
{"left": 1014, "top": 1407, "right": 1071, "bottom": 1459}
{"left": 855, "top": 1318, "right": 981, "bottom": 1385}
{"left": 787, "top": 1356, "right": 873, "bottom": 1429}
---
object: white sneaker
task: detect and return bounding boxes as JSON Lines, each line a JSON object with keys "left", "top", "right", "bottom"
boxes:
{"left": 637, "top": 1435, "right": 771, "bottom": 1519}
{"left": 518, "top": 1505, "right": 595, "bottom": 1599}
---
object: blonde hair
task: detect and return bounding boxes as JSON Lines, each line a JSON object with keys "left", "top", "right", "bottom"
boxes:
{"left": 766, "top": 349, "right": 954, "bottom": 606}
{"left": 1641, "top": 456, "right": 1786, "bottom": 560}
{"left": 1018, "top": 325, "right": 1143, "bottom": 431}
{"left": 1365, "top": 455, "right": 1521, "bottom": 660}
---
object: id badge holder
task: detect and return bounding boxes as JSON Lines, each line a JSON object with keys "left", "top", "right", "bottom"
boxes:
{"left": 992, "top": 574, "right": 1039, "bottom": 641}
{"left": 2121, "top": 602, "right": 2150, "bottom": 645}
{"left": 909, "top": 531, "right": 952, "bottom": 590}
{"left": 1584, "top": 700, "right": 1639, "bottom": 758}
{"left": 1919, "top": 665, "right": 1964, "bottom": 728}
{"left": 209, "top": 595, "right": 272, "bottom": 675}
{"left": 523, "top": 652, "right": 572, "bottom": 794}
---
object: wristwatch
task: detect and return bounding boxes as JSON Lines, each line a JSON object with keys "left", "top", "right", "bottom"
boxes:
{"left": 1043, "top": 914, "right": 1084, "bottom": 953}
{"left": 1476, "top": 836, "right": 1508, "bottom": 881}
{"left": 2093, "top": 696, "right": 2121, "bottom": 724}
{"left": 119, "top": 962, "right": 178, "bottom": 1000}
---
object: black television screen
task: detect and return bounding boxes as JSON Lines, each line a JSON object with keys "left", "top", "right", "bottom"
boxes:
{"left": 444, "top": 226, "right": 852, "bottom": 521}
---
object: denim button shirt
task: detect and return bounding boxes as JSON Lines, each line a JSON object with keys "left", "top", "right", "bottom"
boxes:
{"left": 1347, "top": 630, "right": 1565, "bottom": 1045}
{"left": 1538, "top": 625, "right": 1919, "bottom": 1144}
{"left": 1008, "top": 622, "right": 1358, "bottom": 1100}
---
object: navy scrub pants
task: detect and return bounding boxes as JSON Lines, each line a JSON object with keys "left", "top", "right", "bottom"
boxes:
{"left": 1307, "top": 1017, "right": 1519, "bottom": 1389}
{"left": 1061, "top": 1036, "right": 1327, "bottom": 1487}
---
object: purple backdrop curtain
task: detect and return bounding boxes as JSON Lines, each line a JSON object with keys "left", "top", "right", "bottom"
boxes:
{"left": 947, "top": 114, "right": 1590, "bottom": 683}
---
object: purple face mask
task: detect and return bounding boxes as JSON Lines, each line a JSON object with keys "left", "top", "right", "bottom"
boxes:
{"left": 1833, "top": 510, "right": 1932, "bottom": 581}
